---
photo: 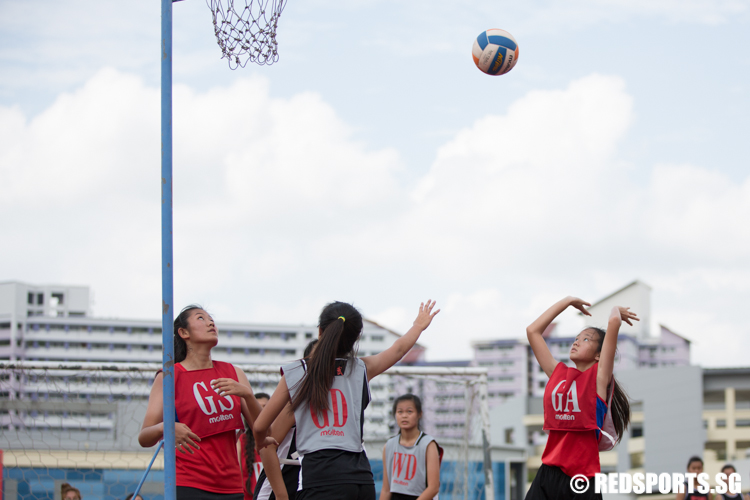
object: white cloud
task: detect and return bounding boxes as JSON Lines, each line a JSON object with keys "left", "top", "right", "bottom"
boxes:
{"left": 1, "top": 68, "right": 748, "bottom": 367}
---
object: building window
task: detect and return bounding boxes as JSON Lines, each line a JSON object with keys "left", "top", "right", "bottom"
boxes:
{"left": 28, "top": 292, "right": 34, "bottom": 305}
{"left": 37, "top": 293, "right": 44, "bottom": 305}
{"left": 717, "top": 419, "right": 727, "bottom": 428}
{"left": 51, "top": 292, "right": 64, "bottom": 306}
{"left": 371, "top": 335, "right": 384, "bottom": 342}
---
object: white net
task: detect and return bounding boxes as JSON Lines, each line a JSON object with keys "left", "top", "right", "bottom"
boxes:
{"left": 0, "top": 363, "right": 492, "bottom": 500}
{"left": 0, "top": 362, "right": 164, "bottom": 500}
{"left": 206, "top": 0, "right": 288, "bottom": 68}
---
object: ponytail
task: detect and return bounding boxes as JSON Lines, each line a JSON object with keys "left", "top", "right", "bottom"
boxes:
{"left": 173, "top": 305, "right": 203, "bottom": 363}
{"left": 610, "top": 377, "right": 630, "bottom": 442}
{"left": 244, "top": 392, "right": 270, "bottom": 493}
{"left": 290, "top": 302, "right": 362, "bottom": 417}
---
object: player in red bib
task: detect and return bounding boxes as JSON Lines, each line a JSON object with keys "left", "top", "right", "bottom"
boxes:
{"left": 139, "top": 305, "right": 267, "bottom": 500}
{"left": 525, "top": 296, "right": 637, "bottom": 500}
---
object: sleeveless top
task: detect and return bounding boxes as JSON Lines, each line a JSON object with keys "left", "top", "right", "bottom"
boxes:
{"left": 541, "top": 362, "right": 607, "bottom": 478}
{"left": 254, "top": 427, "right": 299, "bottom": 500}
{"left": 282, "top": 357, "right": 373, "bottom": 489}
{"left": 384, "top": 432, "right": 438, "bottom": 498}
{"left": 173, "top": 361, "right": 244, "bottom": 493}
{"left": 684, "top": 486, "right": 710, "bottom": 500}
{"left": 718, "top": 492, "right": 743, "bottom": 500}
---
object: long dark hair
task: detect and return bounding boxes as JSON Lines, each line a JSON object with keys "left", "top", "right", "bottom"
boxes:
{"left": 290, "top": 302, "right": 363, "bottom": 416}
{"left": 173, "top": 304, "right": 204, "bottom": 363}
{"left": 243, "top": 391, "right": 270, "bottom": 492}
{"left": 392, "top": 393, "right": 423, "bottom": 431}
{"left": 243, "top": 340, "right": 318, "bottom": 492}
{"left": 588, "top": 326, "right": 631, "bottom": 443}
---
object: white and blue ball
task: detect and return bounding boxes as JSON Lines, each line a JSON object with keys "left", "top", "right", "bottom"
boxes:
{"left": 472, "top": 28, "right": 519, "bottom": 76}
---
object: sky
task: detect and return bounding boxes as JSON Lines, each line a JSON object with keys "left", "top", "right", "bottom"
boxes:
{"left": 0, "top": 0, "right": 749, "bottom": 366}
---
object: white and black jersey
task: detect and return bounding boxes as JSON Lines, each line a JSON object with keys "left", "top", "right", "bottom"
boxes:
{"left": 254, "top": 428, "right": 300, "bottom": 500}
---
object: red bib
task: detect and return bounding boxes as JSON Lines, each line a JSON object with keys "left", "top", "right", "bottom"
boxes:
{"left": 543, "top": 362, "right": 599, "bottom": 432}
{"left": 175, "top": 361, "right": 243, "bottom": 438}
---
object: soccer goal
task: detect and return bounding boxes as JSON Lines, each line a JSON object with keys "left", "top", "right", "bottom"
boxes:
{"left": 0, "top": 362, "right": 493, "bottom": 500}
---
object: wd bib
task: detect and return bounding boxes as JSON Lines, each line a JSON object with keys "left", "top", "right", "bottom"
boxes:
{"left": 384, "top": 432, "right": 439, "bottom": 498}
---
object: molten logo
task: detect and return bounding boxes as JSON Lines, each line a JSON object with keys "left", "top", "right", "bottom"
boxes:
{"left": 208, "top": 413, "right": 234, "bottom": 424}
{"left": 551, "top": 380, "right": 581, "bottom": 413}
{"left": 392, "top": 452, "right": 417, "bottom": 481}
{"left": 311, "top": 388, "right": 348, "bottom": 429}
{"left": 193, "top": 380, "right": 235, "bottom": 416}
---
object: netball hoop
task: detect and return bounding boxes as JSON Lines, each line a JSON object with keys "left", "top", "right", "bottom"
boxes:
{"left": 206, "top": 0, "right": 288, "bottom": 68}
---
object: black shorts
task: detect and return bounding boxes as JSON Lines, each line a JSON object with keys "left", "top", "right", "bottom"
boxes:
{"left": 525, "top": 465, "right": 602, "bottom": 500}
{"left": 390, "top": 494, "right": 418, "bottom": 500}
{"left": 176, "top": 487, "right": 243, "bottom": 500}
{"left": 295, "top": 483, "right": 376, "bottom": 500}
{"left": 254, "top": 465, "right": 301, "bottom": 500}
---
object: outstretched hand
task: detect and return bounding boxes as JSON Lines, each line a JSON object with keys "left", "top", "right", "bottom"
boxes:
{"left": 618, "top": 307, "right": 639, "bottom": 326}
{"left": 568, "top": 297, "right": 592, "bottom": 316}
{"left": 413, "top": 300, "right": 440, "bottom": 331}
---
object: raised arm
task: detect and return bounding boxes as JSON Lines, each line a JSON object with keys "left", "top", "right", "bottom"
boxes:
{"left": 597, "top": 305, "right": 638, "bottom": 399}
{"left": 362, "top": 300, "right": 439, "bottom": 381}
{"left": 527, "top": 296, "right": 591, "bottom": 377}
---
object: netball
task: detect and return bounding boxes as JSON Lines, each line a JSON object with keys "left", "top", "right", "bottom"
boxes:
{"left": 472, "top": 28, "right": 519, "bottom": 75}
